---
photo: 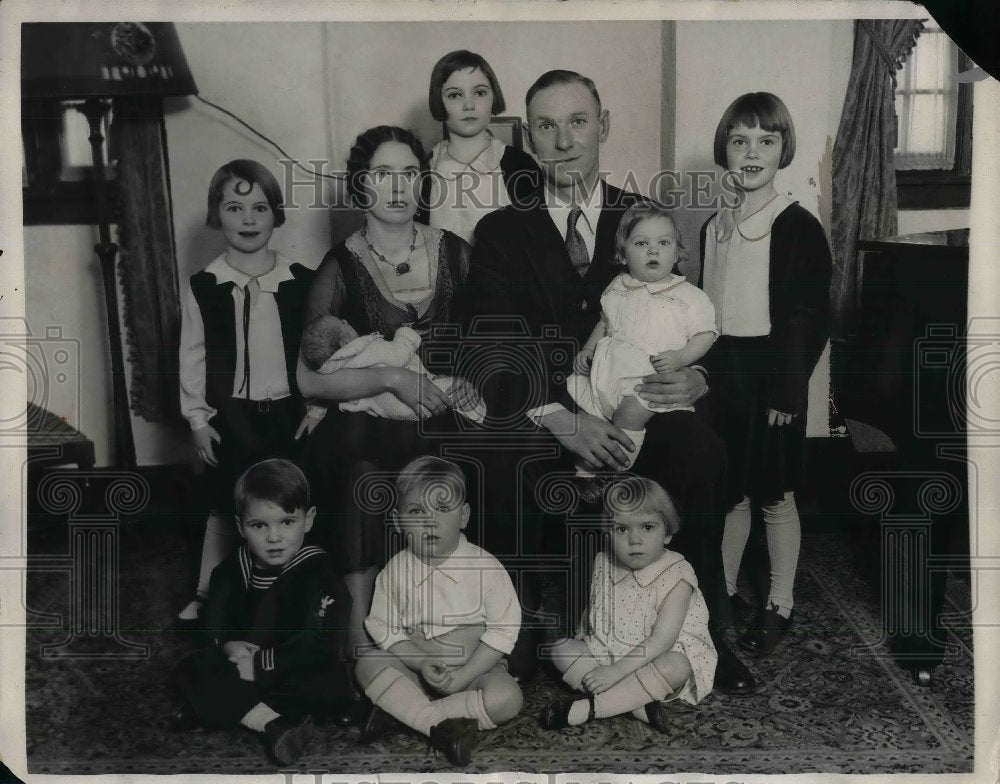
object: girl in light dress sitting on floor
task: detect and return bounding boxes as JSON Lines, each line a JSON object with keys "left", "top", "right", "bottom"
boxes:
{"left": 542, "top": 475, "right": 717, "bottom": 731}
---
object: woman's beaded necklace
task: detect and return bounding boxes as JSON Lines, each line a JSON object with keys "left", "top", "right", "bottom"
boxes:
{"left": 362, "top": 223, "right": 417, "bottom": 276}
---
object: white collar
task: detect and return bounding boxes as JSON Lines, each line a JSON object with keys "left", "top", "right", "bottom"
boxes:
{"left": 619, "top": 272, "right": 686, "bottom": 295}
{"left": 431, "top": 135, "right": 505, "bottom": 178}
{"left": 408, "top": 534, "right": 478, "bottom": 586}
{"left": 609, "top": 549, "right": 684, "bottom": 587}
{"left": 205, "top": 252, "right": 295, "bottom": 293}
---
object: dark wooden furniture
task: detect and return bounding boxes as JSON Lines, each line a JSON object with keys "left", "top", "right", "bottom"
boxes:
{"left": 833, "top": 228, "right": 969, "bottom": 684}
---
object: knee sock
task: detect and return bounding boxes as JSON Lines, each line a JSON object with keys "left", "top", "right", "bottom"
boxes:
{"left": 561, "top": 653, "right": 601, "bottom": 691}
{"left": 592, "top": 662, "right": 675, "bottom": 721}
{"left": 763, "top": 491, "right": 801, "bottom": 615}
{"left": 436, "top": 689, "right": 496, "bottom": 730}
{"left": 364, "top": 667, "right": 441, "bottom": 736}
{"left": 240, "top": 702, "right": 280, "bottom": 733}
{"left": 566, "top": 662, "right": 676, "bottom": 725}
{"left": 721, "top": 497, "right": 752, "bottom": 596}
{"left": 195, "top": 511, "right": 237, "bottom": 598}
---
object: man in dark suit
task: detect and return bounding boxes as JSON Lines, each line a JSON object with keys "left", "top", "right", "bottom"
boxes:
{"left": 450, "top": 70, "right": 755, "bottom": 694}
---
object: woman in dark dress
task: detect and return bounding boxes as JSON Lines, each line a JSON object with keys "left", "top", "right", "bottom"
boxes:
{"left": 297, "top": 125, "right": 479, "bottom": 661}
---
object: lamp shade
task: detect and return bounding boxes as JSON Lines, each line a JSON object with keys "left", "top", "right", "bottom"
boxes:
{"left": 22, "top": 22, "right": 197, "bottom": 98}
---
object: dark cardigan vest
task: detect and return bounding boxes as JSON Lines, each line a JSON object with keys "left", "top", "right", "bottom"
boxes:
{"left": 190, "top": 263, "right": 314, "bottom": 410}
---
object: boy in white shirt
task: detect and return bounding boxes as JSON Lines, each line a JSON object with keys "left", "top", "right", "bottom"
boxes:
{"left": 354, "top": 456, "right": 522, "bottom": 766}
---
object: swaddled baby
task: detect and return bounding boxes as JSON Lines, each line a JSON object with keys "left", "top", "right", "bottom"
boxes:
{"left": 300, "top": 316, "right": 485, "bottom": 422}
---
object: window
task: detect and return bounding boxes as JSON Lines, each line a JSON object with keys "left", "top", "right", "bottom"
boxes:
{"left": 21, "top": 99, "right": 120, "bottom": 225}
{"left": 894, "top": 22, "right": 973, "bottom": 209}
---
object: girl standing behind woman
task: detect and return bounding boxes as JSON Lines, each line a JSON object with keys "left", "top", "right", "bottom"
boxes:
{"left": 700, "top": 92, "right": 831, "bottom": 656}
{"left": 427, "top": 50, "right": 542, "bottom": 243}
{"left": 177, "top": 160, "right": 316, "bottom": 624}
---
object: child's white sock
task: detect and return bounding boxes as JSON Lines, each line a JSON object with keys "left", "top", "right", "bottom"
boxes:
{"left": 593, "top": 662, "right": 674, "bottom": 720}
{"left": 436, "top": 689, "right": 496, "bottom": 730}
{"left": 561, "top": 653, "right": 601, "bottom": 691}
{"left": 240, "top": 702, "right": 280, "bottom": 733}
{"left": 620, "top": 428, "right": 646, "bottom": 469}
{"left": 364, "top": 667, "right": 441, "bottom": 736}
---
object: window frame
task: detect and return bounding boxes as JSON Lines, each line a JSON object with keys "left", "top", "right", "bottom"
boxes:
{"left": 895, "top": 49, "right": 973, "bottom": 210}
{"left": 21, "top": 98, "right": 121, "bottom": 226}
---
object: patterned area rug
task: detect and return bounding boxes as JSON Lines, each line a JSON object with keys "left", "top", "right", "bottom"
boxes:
{"left": 25, "top": 521, "right": 973, "bottom": 775}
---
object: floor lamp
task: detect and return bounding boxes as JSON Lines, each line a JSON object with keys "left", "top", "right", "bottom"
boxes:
{"left": 22, "top": 22, "right": 197, "bottom": 468}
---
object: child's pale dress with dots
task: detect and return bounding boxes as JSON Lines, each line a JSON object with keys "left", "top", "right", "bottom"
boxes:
{"left": 567, "top": 272, "right": 717, "bottom": 420}
{"left": 585, "top": 549, "right": 717, "bottom": 704}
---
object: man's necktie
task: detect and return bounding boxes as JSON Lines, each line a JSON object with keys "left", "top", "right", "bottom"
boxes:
{"left": 566, "top": 206, "right": 590, "bottom": 277}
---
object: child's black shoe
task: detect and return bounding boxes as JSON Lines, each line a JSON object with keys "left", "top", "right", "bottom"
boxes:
{"left": 427, "top": 717, "right": 478, "bottom": 766}
{"left": 263, "top": 713, "right": 314, "bottom": 766}
{"left": 642, "top": 701, "right": 671, "bottom": 734}
{"left": 540, "top": 693, "right": 594, "bottom": 730}
{"left": 359, "top": 704, "right": 403, "bottom": 745}
{"left": 169, "top": 702, "right": 199, "bottom": 732}
{"left": 739, "top": 607, "right": 793, "bottom": 656}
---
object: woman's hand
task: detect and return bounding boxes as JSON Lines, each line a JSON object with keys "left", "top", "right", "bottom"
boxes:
{"left": 582, "top": 664, "right": 621, "bottom": 694}
{"left": 446, "top": 377, "right": 483, "bottom": 413}
{"left": 767, "top": 408, "right": 795, "bottom": 427}
{"left": 574, "top": 347, "right": 595, "bottom": 375}
{"left": 393, "top": 368, "right": 453, "bottom": 419}
{"left": 192, "top": 425, "right": 221, "bottom": 467}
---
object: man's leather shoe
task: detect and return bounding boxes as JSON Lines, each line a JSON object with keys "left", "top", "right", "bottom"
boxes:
{"left": 712, "top": 635, "right": 757, "bottom": 694}
{"left": 428, "top": 717, "right": 478, "bottom": 766}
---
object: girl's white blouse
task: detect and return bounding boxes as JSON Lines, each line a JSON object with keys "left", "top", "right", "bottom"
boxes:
{"left": 702, "top": 193, "right": 795, "bottom": 337}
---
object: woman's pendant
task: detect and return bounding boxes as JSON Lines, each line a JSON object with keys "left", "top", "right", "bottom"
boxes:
{"left": 394, "top": 262, "right": 411, "bottom": 276}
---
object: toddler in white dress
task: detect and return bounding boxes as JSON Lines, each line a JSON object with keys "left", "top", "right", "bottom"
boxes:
{"left": 542, "top": 475, "right": 717, "bottom": 731}
{"left": 568, "top": 204, "right": 717, "bottom": 488}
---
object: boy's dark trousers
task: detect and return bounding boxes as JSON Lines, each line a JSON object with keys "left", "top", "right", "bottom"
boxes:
{"left": 174, "top": 647, "right": 350, "bottom": 727}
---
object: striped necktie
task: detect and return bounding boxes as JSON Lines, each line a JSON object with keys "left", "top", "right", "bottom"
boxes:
{"left": 566, "top": 206, "right": 590, "bottom": 277}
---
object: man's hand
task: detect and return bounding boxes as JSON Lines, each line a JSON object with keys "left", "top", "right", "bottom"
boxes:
{"left": 539, "top": 409, "right": 635, "bottom": 472}
{"left": 767, "top": 408, "right": 795, "bottom": 427}
{"left": 582, "top": 664, "right": 622, "bottom": 694}
{"left": 192, "top": 425, "right": 221, "bottom": 467}
{"left": 573, "top": 347, "right": 595, "bottom": 375}
{"left": 635, "top": 367, "right": 706, "bottom": 410}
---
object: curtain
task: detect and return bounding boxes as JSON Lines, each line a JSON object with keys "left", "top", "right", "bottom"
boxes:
{"left": 830, "top": 19, "right": 924, "bottom": 339}
{"left": 113, "top": 96, "right": 182, "bottom": 422}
